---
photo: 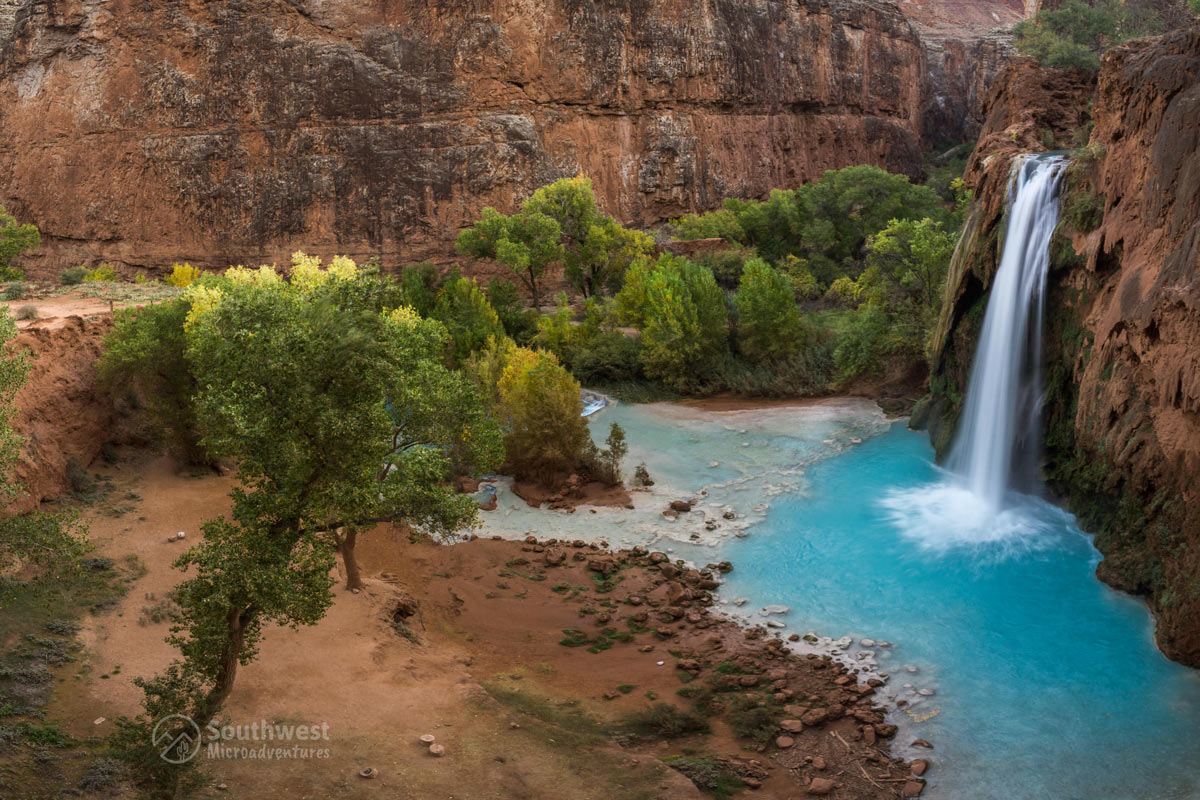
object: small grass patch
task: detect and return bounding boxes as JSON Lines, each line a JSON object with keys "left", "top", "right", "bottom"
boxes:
{"left": 617, "top": 703, "right": 709, "bottom": 740}
{"left": 664, "top": 756, "right": 746, "bottom": 799}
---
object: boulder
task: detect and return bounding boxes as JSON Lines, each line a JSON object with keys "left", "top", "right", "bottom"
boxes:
{"left": 806, "top": 777, "right": 835, "bottom": 795}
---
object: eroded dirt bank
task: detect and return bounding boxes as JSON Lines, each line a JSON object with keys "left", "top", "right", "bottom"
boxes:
{"left": 63, "top": 456, "right": 931, "bottom": 799}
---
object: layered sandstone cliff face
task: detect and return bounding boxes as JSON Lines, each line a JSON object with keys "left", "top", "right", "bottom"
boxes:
{"left": 0, "top": 0, "right": 935, "bottom": 279}
{"left": 922, "top": 28, "right": 1200, "bottom": 667}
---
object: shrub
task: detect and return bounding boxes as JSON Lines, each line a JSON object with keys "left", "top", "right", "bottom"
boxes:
{"left": 164, "top": 263, "right": 201, "bottom": 287}
{"left": 834, "top": 303, "right": 890, "bottom": 379}
{"left": 0, "top": 205, "right": 39, "bottom": 280}
{"left": 663, "top": 757, "right": 746, "bottom": 800}
{"left": 693, "top": 248, "right": 752, "bottom": 290}
{"left": 60, "top": 266, "right": 87, "bottom": 285}
{"left": 619, "top": 703, "right": 710, "bottom": 739}
{"left": 1064, "top": 187, "right": 1105, "bottom": 233}
{"left": 15, "top": 304, "right": 37, "bottom": 321}
{"left": 488, "top": 277, "right": 538, "bottom": 344}
{"left": 671, "top": 208, "right": 747, "bottom": 243}
{"left": 735, "top": 258, "right": 805, "bottom": 362}
{"left": 570, "top": 329, "right": 643, "bottom": 384}
{"left": 398, "top": 261, "right": 440, "bottom": 317}
{"left": 2, "top": 281, "right": 24, "bottom": 300}
{"left": 433, "top": 276, "right": 504, "bottom": 363}
{"left": 725, "top": 695, "right": 782, "bottom": 745}
{"left": 83, "top": 264, "right": 117, "bottom": 282}
{"left": 1014, "top": 0, "right": 1163, "bottom": 70}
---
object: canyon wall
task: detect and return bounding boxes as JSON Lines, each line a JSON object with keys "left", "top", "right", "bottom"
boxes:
{"left": 0, "top": 0, "right": 936, "bottom": 279}
{"left": 921, "top": 28, "right": 1200, "bottom": 667}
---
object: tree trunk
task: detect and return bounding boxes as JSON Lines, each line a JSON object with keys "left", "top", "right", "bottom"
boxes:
{"left": 193, "top": 609, "right": 250, "bottom": 729}
{"left": 339, "top": 528, "right": 363, "bottom": 591}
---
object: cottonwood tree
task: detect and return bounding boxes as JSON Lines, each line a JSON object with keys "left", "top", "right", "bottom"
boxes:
{"left": 116, "top": 261, "right": 501, "bottom": 793}
{"left": 456, "top": 207, "right": 562, "bottom": 310}
{"left": 616, "top": 254, "right": 728, "bottom": 391}
{"left": 736, "top": 258, "right": 806, "bottom": 362}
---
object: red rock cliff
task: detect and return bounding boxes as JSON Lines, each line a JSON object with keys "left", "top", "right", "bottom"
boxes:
{"left": 0, "top": 0, "right": 933, "bottom": 278}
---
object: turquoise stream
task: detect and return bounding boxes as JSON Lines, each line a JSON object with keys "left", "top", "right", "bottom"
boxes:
{"left": 546, "top": 401, "right": 1200, "bottom": 800}
{"left": 688, "top": 421, "right": 1200, "bottom": 800}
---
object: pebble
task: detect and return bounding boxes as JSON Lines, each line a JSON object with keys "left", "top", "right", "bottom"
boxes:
{"left": 733, "top": 597, "right": 749, "bottom": 606}
{"left": 860, "top": 638, "right": 876, "bottom": 647}
{"left": 905, "top": 665, "right": 919, "bottom": 673}
{"left": 918, "top": 688, "right": 935, "bottom": 696}
{"left": 775, "top": 735, "right": 795, "bottom": 748}
{"left": 419, "top": 734, "right": 436, "bottom": 744}
{"left": 429, "top": 744, "right": 445, "bottom": 757}
{"left": 760, "top": 605, "right": 789, "bottom": 616}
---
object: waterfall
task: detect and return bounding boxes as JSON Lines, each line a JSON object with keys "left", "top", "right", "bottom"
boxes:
{"left": 947, "top": 155, "right": 1066, "bottom": 511}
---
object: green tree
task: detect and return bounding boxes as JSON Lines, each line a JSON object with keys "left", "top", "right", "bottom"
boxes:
{"left": 1014, "top": 0, "right": 1163, "bottom": 70}
{"left": 573, "top": 216, "right": 656, "bottom": 298}
{"left": 862, "top": 217, "right": 957, "bottom": 355}
{"left": 587, "top": 421, "right": 627, "bottom": 486}
{"left": 119, "top": 268, "right": 502, "bottom": 783}
{"left": 397, "top": 262, "right": 440, "bottom": 317}
{"left": 99, "top": 298, "right": 211, "bottom": 464}
{"left": 433, "top": 276, "right": 504, "bottom": 363}
{"left": 671, "top": 208, "right": 747, "bottom": 243}
{"left": 616, "top": 255, "right": 728, "bottom": 390}
{"left": 457, "top": 207, "right": 562, "bottom": 310}
{"left": 495, "top": 346, "right": 590, "bottom": 482}
{"left": 735, "top": 258, "right": 805, "bottom": 362}
{"left": 0, "top": 205, "right": 39, "bottom": 281}
{"left": 488, "top": 278, "right": 539, "bottom": 343}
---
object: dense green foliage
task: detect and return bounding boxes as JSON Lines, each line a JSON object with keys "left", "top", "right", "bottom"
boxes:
{"left": 458, "top": 177, "right": 654, "bottom": 305}
{"left": 735, "top": 258, "right": 805, "bottom": 362}
{"left": 1014, "top": 0, "right": 1162, "bottom": 70}
{"left": 489, "top": 340, "right": 591, "bottom": 482}
{"left": 0, "top": 206, "right": 39, "bottom": 281}
{"left": 99, "top": 298, "right": 209, "bottom": 464}
{"left": 433, "top": 275, "right": 504, "bottom": 363}
{"left": 617, "top": 254, "right": 728, "bottom": 391}
{"left": 109, "top": 256, "right": 504, "bottom": 795}
{"left": 450, "top": 162, "right": 965, "bottom": 397}
{"left": 674, "top": 166, "right": 950, "bottom": 286}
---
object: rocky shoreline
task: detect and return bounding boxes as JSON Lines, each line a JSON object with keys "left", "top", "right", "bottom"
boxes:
{"left": 456, "top": 532, "right": 935, "bottom": 797}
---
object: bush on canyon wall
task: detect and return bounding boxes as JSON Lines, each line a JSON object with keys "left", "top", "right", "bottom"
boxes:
{"left": 0, "top": 205, "right": 39, "bottom": 281}
{"left": 1015, "top": 0, "right": 1163, "bottom": 70}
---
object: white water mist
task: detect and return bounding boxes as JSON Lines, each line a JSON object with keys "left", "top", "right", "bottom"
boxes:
{"left": 947, "top": 155, "right": 1066, "bottom": 510}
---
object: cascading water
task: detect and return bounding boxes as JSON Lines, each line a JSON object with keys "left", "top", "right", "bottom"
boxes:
{"left": 881, "top": 155, "right": 1068, "bottom": 550}
{"left": 946, "top": 155, "right": 1066, "bottom": 510}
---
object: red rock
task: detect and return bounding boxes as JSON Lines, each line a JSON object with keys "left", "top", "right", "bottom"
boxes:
{"left": 775, "top": 735, "right": 794, "bottom": 748}
{"left": 903, "top": 779, "right": 925, "bottom": 797}
{"left": 911, "top": 759, "right": 929, "bottom": 776}
{"left": 806, "top": 777, "right": 835, "bottom": 795}
{"left": 779, "top": 719, "right": 803, "bottom": 733}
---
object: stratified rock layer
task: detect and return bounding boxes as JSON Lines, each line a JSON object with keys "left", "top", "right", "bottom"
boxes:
{"left": 0, "top": 0, "right": 930, "bottom": 277}
{"left": 923, "top": 28, "right": 1200, "bottom": 667}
